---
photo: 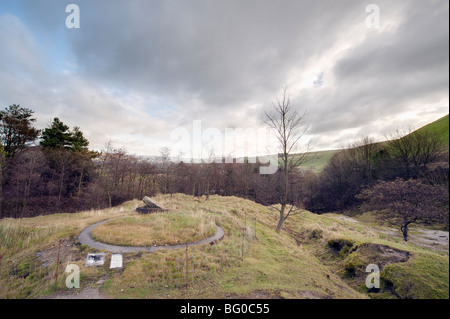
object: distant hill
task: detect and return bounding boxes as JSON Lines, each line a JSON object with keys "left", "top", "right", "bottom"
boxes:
{"left": 295, "top": 114, "right": 449, "bottom": 173}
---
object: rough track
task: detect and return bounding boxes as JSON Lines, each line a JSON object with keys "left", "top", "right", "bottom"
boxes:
{"left": 78, "top": 218, "right": 225, "bottom": 253}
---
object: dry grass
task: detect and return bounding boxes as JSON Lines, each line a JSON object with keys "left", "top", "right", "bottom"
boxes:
{"left": 0, "top": 200, "right": 142, "bottom": 298}
{"left": 0, "top": 200, "right": 142, "bottom": 255}
{"left": 101, "top": 194, "right": 365, "bottom": 299}
{"left": 90, "top": 210, "right": 217, "bottom": 246}
{"left": 1, "top": 193, "right": 447, "bottom": 299}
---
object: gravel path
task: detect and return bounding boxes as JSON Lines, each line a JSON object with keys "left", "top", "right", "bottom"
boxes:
{"left": 78, "top": 218, "right": 225, "bottom": 253}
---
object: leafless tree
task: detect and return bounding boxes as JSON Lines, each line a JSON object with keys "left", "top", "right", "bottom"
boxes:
{"left": 4, "top": 147, "right": 47, "bottom": 217}
{"left": 357, "top": 178, "right": 449, "bottom": 241}
{"left": 45, "top": 149, "right": 74, "bottom": 208}
{"left": 264, "top": 87, "right": 310, "bottom": 232}
{"left": 201, "top": 147, "right": 218, "bottom": 200}
{"left": 387, "top": 128, "right": 446, "bottom": 176}
{"left": 344, "top": 136, "right": 381, "bottom": 182}
{"left": 157, "top": 147, "right": 173, "bottom": 195}
{"left": 97, "top": 141, "right": 127, "bottom": 207}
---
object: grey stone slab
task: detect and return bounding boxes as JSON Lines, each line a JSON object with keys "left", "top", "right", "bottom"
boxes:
{"left": 110, "top": 253, "right": 123, "bottom": 269}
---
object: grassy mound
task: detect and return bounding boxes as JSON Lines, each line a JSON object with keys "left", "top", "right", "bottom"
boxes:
{"left": 90, "top": 211, "right": 216, "bottom": 247}
{"left": 0, "top": 194, "right": 447, "bottom": 299}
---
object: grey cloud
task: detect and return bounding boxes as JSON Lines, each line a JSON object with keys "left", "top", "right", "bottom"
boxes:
{"left": 33, "top": 0, "right": 362, "bottom": 107}
{"left": 1, "top": 0, "right": 448, "bottom": 155}
{"left": 305, "top": 0, "right": 448, "bottom": 146}
{"left": 0, "top": 13, "right": 45, "bottom": 77}
{"left": 335, "top": 2, "right": 449, "bottom": 81}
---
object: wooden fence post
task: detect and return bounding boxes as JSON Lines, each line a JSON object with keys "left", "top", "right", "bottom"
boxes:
{"left": 55, "top": 240, "right": 62, "bottom": 283}
{"left": 185, "top": 243, "right": 189, "bottom": 289}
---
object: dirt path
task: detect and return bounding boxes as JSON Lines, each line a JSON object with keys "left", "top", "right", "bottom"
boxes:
{"left": 44, "top": 287, "right": 111, "bottom": 299}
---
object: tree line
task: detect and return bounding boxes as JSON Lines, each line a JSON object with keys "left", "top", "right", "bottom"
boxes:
{"left": 0, "top": 104, "right": 289, "bottom": 218}
{"left": 1, "top": 103, "right": 448, "bottom": 240}
{"left": 0, "top": 105, "right": 159, "bottom": 217}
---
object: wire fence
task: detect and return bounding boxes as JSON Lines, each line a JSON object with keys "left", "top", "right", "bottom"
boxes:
{"left": 0, "top": 217, "right": 259, "bottom": 297}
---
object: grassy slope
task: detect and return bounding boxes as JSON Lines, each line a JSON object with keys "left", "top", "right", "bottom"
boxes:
{"left": 413, "top": 114, "right": 449, "bottom": 148}
{"left": 296, "top": 150, "right": 339, "bottom": 173}
{"left": 1, "top": 194, "right": 447, "bottom": 299}
{"left": 284, "top": 211, "right": 449, "bottom": 299}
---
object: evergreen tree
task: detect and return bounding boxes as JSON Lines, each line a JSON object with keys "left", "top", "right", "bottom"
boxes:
{"left": 0, "top": 104, "right": 40, "bottom": 157}
{"left": 40, "top": 117, "right": 89, "bottom": 151}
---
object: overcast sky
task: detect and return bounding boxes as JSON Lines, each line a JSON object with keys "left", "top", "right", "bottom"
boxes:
{"left": 0, "top": 0, "right": 448, "bottom": 159}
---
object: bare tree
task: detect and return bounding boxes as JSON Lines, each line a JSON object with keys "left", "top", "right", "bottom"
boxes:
{"left": 97, "top": 141, "right": 127, "bottom": 207}
{"left": 201, "top": 147, "right": 218, "bottom": 200}
{"left": 357, "top": 178, "right": 448, "bottom": 241}
{"left": 264, "top": 87, "right": 310, "bottom": 232}
{"left": 158, "top": 147, "right": 173, "bottom": 195}
{"left": 7, "top": 147, "right": 47, "bottom": 217}
{"left": 343, "top": 136, "right": 381, "bottom": 182}
{"left": 137, "top": 160, "right": 158, "bottom": 198}
{"left": 387, "top": 128, "right": 446, "bottom": 177}
{"left": 41, "top": 148, "right": 75, "bottom": 209}
{"left": 349, "top": 136, "right": 380, "bottom": 171}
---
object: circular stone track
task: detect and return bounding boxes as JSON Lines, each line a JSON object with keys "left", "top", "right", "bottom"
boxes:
{"left": 78, "top": 218, "right": 225, "bottom": 253}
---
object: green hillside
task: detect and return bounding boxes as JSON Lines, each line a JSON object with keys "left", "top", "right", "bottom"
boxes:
{"left": 413, "top": 114, "right": 449, "bottom": 146}
{"left": 296, "top": 149, "right": 339, "bottom": 173}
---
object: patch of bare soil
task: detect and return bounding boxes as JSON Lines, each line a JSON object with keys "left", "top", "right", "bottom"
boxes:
{"left": 225, "top": 289, "right": 283, "bottom": 299}
{"left": 297, "top": 290, "right": 333, "bottom": 299}
{"left": 43, "top": 287, "right": 112, "bottom": 299}
{"left": 355, "top": 243, "right": 411, "bottom": 269}
{"left": 35, "top": 240, "right": 81, "bottom": 267}
{"left": 336, "top": 215, "right": 360, "bottom": 223}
